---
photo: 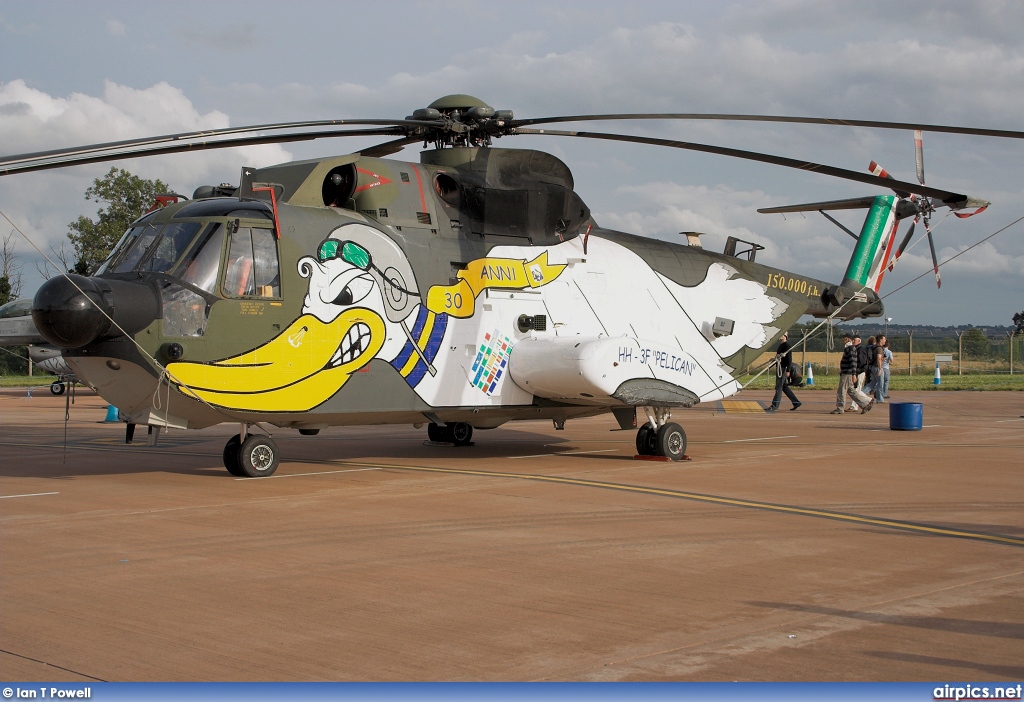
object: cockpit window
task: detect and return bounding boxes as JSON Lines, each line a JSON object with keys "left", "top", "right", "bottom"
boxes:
{"left": 108, "top": 222, "right": 161, "bottom": 273}
{"left": 95, "top": 222, "right": 152, "bottom": 274}
{"left": 222, "top": 226, "right": 280, "bottom": 298}
{"left": 141, "top": 222, "right": 203, "bottom": 273}
{"left": 174, "top": 224, "right": 225, "bottom": 295}
{"left": 0, "top": 299, "right": 33, "bottom": 319}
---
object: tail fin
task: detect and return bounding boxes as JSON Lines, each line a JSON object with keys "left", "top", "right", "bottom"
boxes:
{"left": 841, "top": 195, "right": 899, "bottom": 293}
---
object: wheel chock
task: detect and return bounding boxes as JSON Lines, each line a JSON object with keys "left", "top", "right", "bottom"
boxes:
{"left": 633, "top": 454, "right": 692, "bottom": 462}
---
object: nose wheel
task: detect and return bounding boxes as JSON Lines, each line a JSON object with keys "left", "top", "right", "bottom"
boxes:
{"left": 223, "top": 432, "right": 280, "bottom": 477}
{"left": 635, "top": 422, "right": 687, "bottom": 461}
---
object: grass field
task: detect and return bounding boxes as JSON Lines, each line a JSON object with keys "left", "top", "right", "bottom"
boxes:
{"left": 739, "top": 370, "right": 1024, "bottom": 391}
{"left": 0, "top": 375, "right": 60, "bottom": 388}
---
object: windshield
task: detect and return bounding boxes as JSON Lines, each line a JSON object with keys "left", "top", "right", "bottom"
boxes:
{"left": 141, "top": 222, "right": 203, "bottom": 273}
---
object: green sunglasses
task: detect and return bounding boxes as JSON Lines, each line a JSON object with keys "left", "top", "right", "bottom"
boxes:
{"left": 315, "top": 238, "right": 419, "bottom": 297}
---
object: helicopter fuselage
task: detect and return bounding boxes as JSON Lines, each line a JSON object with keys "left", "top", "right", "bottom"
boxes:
{"left": 33, "top": 147, "right": 882, "bottom": 436}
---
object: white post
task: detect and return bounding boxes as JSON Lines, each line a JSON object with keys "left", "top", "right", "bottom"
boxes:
{"left": 957, "top": 331, "right": 963, "bottom": 376}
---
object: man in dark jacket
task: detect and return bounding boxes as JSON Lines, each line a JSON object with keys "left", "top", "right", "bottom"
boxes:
{"left": 833, "top": 332, "right": 873, "bottom": 414}
{"left": 767, "top": 332, "right": 801, "bottom": 412}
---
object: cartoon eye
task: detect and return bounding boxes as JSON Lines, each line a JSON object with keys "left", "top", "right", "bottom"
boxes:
{"left": 331, "top": 274, "right": 373, "bottom": 306}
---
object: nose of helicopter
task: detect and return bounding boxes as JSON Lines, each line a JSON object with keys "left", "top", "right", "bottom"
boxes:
{"left": 32, "top": 274, "right": 160, "bottom": 348}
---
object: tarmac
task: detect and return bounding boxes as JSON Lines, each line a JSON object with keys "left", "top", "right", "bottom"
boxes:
{"left": 1, "top": 386, "right": 1021, "bottom": 681}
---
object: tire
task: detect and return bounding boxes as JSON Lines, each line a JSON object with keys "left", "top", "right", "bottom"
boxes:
{"left": 427, "top": 423, "right": 447, "bottom": 443}
{"left": 223, "top": 434, "right": 245, "bottom": 476}
{"left": 635, "top": 424, "right": 656, "bottom": 455}
{"left": 298, "top": 428, "right": 320, "bottom": 436}
{"left": 50, "top": 381, "right": 65, "bottom": 396}
{"left": 237, "top": 434, "right": 279, "bottom": 478}
{"left": 655, "top": 422, "right": 687, "bottom": 461}
{"left": 450, "top": 422, "right": 473, "bottom": 446}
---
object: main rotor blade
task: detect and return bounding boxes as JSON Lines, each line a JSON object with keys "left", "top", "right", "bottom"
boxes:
{"left": 516, "top": 128, "right": 974, "bottom": 207}
{"left": 0, "top": 118, "right": 440, "bottom": 170}
{"left": 358, "top": 136, "right": 422, "bottom": 158}
{"left": 0, "top": 127, "right": 408, "bottom": 177}
{"left": 758, "top": 196, "right": 879, "bottom": 214}
{"left": 512, "top": 113, "right": 1024, "bottom": 140}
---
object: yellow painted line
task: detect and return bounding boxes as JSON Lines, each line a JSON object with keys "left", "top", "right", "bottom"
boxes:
{"left": 331, "top": 460, "right": 1024, "bottom": 549}
{"left": 719, "top": 400, "right": 765, "bottom": 413}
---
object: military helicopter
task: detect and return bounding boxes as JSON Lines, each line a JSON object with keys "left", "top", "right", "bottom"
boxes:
{"left": 0, "top": 297, "right": 77, "bottom": 394}
{"left": 1, "top": 95, "right": 1014, "bottom": 476}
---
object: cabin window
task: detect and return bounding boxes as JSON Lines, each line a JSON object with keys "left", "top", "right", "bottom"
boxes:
{"left": 222, "top": 226, "right": 280, "bottom": 298}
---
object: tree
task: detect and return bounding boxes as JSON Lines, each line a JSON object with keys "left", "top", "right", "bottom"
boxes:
{"left": 1, "top": 230, "right": 23, "bottom": 305}
{"left": 1014, "top": 311, "right": 1024, "bottom": 335}
{"left": 67, "top": 167, "right": 170, "bottom": 275}
{"left": 961, "top": 327, "right": 990, "bottom": 359}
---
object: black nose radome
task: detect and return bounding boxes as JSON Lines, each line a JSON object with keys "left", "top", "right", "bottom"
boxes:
{"left": 33, "top": 275, "right": 159, "bottom": 349}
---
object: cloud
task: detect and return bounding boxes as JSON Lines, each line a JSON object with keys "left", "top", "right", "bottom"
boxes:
{"left": 0, "top": 80, "right": 291, "bottom": 288}
{"left": 106, "top": 19, "right": 125, "bottom": 36}
{"left": 2, "top": 2, "right": 1022, "bottom": 325}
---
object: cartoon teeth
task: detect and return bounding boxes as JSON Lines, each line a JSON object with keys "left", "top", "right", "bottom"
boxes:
{"left": 330, "top": 323, "right": 372, "bottom": 368}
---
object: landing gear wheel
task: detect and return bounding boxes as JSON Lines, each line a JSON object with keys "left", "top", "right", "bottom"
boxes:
{"left": 427, "top": 423, "right": 447, "bottom": 443}
{"left": 237, "top": 434, "right": 279, "bottom": 478}
{"left": 655, "top": 422, "right": 687, "bottom": 461}
{"left": 223, "top": 434, "right": 245, "bottom": 476}
{"left": 450, "top": 422, "right": 473, "bottom": 446}
{"left": 298, "top": 428, "right": 320, "bottom": 436}
{"left": 635, "top": 424, "right": 656, "bottom": 455}
{"left": 50, "top": 381, "right": 65, "bottom": 395}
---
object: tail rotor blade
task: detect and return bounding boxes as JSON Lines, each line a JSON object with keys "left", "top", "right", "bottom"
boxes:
{"left": 925, "top": 221, "right": 941, "bottom": 288}
{"left": 890, "top": 219, "right": 916, "bottom": 271}
{"left": 914, "top": 130, "right": 926, "bottom": 185}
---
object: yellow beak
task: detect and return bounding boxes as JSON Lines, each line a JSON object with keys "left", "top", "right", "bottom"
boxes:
{"left": 167, "top": 309, "right": 385, "bottom": 412}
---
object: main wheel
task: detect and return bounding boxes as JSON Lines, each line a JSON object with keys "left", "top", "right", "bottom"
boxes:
{"left": 655, "top": 422, "right": 687, "bottom": 461}
{"left": 222, "top": 434, "right": 245, "bottom": 476}
{"left": 635, "top": 424, "right": 656, "bottom": 455}
{"left": 298, "top": 428, "right": 320, "bottom": 436}
{"left": 427, "top": 423, "right": 447, "bottom": 443}
{"left": 450, "top": 422, "right": 473, "bottom": 446}
{"left": 50, "top": 381, "right": 65, "bottom": 395}
{"left": 237, "top": 434, "right": 280, "bottom": 477}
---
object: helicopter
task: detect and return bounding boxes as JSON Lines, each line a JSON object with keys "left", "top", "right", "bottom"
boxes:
{"left": 1, "top": 94, "right": 1014, "bottom": 476}
{"left": 0, "top": 297, "right": 78, "bottom": 394}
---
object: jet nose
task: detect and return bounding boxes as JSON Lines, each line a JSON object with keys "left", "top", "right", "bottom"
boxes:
{"left": 32, "top": 274, "right": 159, "bottom": 348}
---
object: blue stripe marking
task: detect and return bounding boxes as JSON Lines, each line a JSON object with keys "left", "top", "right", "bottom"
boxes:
{"left": 422, "top": 313, "right": 447, "bottom": 362}
{"left": 407, "top": 360, "right": 428, "bottom": 387}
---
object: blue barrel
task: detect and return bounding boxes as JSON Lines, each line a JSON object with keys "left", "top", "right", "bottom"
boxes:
{"left": 889, "top": 402, "right": 923, "bottom": 431}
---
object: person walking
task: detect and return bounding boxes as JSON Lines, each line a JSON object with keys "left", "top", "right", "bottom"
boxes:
{"left": 850, "top": 332, "right": 865, "bottom": 410}
{"left": 766, "top": 332, "right": 801, "bottom": 412}
{"left": 865, "top": 334, "right": 887, "bottom": 401}
{"left": 879, "top": 339, "right": 893, "bottom": 401}
{"left": 832, "top": 332, "right": 874, "bottom": 414}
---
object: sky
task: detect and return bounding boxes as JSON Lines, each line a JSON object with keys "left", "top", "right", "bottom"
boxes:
{"left": 1, "top": 0, "right": 1022, "bottom": 326}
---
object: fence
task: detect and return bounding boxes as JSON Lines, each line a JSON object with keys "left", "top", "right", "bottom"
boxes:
{"left": 754, "top": 330, "right": 1024, "bottom": 376}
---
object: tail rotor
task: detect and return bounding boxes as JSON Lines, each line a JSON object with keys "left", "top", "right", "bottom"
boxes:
{"left": 873, "top": 131, "right": 941, "bottom": 287}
